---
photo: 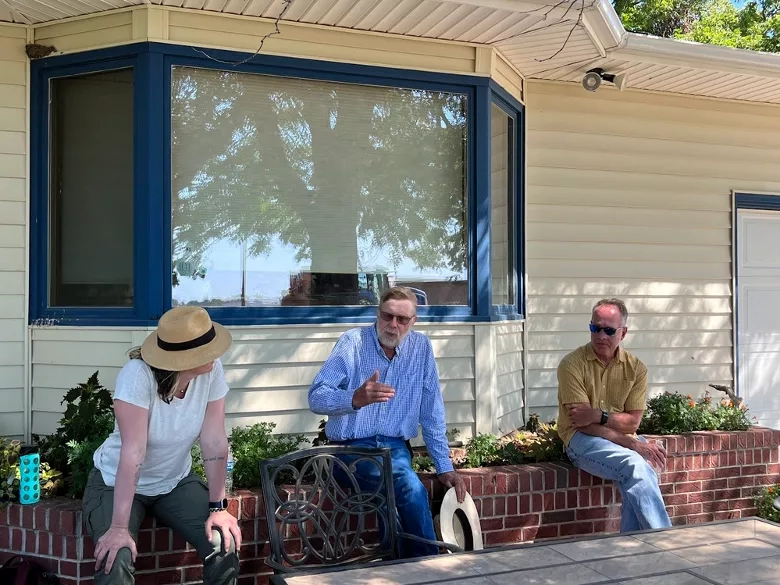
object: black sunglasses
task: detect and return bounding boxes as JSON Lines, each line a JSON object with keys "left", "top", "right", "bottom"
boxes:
{"left": 589, "top": 323, "right": 623, "bottom": 337}
{"left": 379, "top": 311, "right": 414, "bottom": 326}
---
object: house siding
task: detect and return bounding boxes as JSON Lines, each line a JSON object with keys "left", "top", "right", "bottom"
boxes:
{"left": 0, "top": 24, "right": 27, "bottom": 438}
{"left": 30, "top": 323, "right": 481, "bottom": 440}
{"left": 33, "top": 6, "right": 488, "bottom": 78}
{"left": 524, "top": 81, "right": 780, "bottom": 421}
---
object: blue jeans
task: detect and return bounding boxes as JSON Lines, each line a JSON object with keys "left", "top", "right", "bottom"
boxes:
{"left": 336, "top": 436, "right": 438, "bottom": 558}
{"left": 566, "top": 432, "right": 672, "bottom": 533}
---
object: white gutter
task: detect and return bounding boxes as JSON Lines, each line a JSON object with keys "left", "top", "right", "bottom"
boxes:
{"left": 617, "top": 33, "right": 780, "bottom": 78}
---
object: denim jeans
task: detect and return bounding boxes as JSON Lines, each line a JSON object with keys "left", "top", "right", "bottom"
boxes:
{"left": 336, "top": 436, "right": 439, "bottom": 558}
{"left": 566, "top": 432, "right": 672, "bottom": 533}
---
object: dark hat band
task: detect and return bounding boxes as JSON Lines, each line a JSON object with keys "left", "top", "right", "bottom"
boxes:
{"left": 157, "top": 326, "right": 216, "bottom": 352}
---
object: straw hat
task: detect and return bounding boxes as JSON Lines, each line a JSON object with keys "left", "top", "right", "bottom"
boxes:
{"left": 140, "top": 306, "right": 232, "bottom": 372}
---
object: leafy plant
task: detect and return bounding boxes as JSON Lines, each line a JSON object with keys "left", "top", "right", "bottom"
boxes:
{"left": 0, "top": 439, "right": 21, "bottom": 503}
{"left": 191, "top": 443, "right": 206, "bottom": 481}
{"left": 639, "top": 391, "right": 753, "bottom": 435}
{"left": 34, "top": 371, "right": 115, "bottom": 492}
{"left": 0, "top": 439, "right": 63, "bottom": 506}
{"left": 229, "top": 422, "right": 308, "bottom": 489}
{"left": 463, "top": 433, "right": 501, "bottom": 468}
{"left": 411, "top": 455, "right": 435, "bottom": 473}
{"left": 312, "top": 419, "right": 329, "bottom": 446}
{"left": 445, "top": 428, "right": 461, "bottom": 444}
{"left": 753, "top": 483, "right": 780, "bottom": 523}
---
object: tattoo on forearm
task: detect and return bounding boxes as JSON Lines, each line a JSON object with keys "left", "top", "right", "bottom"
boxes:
{"left": 202, "top": 456, "right": 226, "bottom": 463}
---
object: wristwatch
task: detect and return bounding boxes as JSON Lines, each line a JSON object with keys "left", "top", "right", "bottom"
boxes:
{"left": 599, "top": 410, "right": 609, "bottom": 425}
{"left": 209, "top": 498, "right": 228, "bottom": 513}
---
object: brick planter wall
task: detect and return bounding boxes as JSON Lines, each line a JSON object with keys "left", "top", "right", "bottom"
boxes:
{"left": 1, "top": 428, "right": 778, "bottom": 585}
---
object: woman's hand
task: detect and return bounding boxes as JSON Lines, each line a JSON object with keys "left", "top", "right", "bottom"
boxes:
{"left": 206, "top": 510, "right": 242, "bottom": 553}
{"left": 95, "top": 525, "right": 137, "bottom": 574}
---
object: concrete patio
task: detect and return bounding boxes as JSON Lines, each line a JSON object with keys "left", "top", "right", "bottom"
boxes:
{"left": 273, "top": 518, "right": 780, "bottom": 585}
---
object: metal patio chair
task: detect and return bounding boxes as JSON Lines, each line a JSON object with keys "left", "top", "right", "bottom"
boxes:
{"left": 259, "top": 445, "right": 462, "bottom": 574}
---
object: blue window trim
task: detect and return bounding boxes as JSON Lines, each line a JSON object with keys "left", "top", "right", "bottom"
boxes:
{"left": 489, "top": 81, "right": 525, "bottom": 320}
{"left": 30, "top": 42, "right": 526, "bottom": 326}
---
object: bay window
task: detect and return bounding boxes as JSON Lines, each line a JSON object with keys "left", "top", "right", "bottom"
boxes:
{"left": 30, "top": 44, "right": 523, "bottom": 325}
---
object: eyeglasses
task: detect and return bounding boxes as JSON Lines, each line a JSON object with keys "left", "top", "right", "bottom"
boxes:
{"left": 589, "top": 323, "right": 623, "bottom": 336}
{"left": 379, "top": 311, "right": 414, "bottom": 326}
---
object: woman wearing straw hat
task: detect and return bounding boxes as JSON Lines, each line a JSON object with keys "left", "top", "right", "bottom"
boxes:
{"left": 81, "top": 306, "right": 240, "bottom": 585}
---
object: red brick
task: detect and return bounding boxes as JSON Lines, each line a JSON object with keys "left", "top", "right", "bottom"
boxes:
{"left": 687, "top": 513, "right": 715, "bottom": 524}
{"left": 589, "top": 488, "right": 602, "bottom": 506}
{"left": 494, "top": 472, "right": 508, "bottom": 494}
{"left": 135, "top": 570, "right": 183, "bottom": 584}
{"left": 136, "top": 554, "right": 157, "bottom": 571}
{"left": 8, "top": 506, "right": 20, "bottom": 527}
{"left": 688, "top": 469, "right": 715, "bottom": 481}
{"left": 137, "top": 530, "right": 154, "bottom": 554}
{"left": 663, "top": 494, "right": 688, "bottom": 506}
{"left": 674, "top": 503, "right": 703, "bottom": 516}
{"left": 140, "top": 516, "right": 155, "bottom": 530}
{"left": 479, "top": 518, "right": 504, "bottom": 532}
{"left": 481, "top": 498, "right": 494, "bottom": 518}
{"left": 534, "top": 524, "right": 560, "bottom": 540}
{"left": 675, "top": 481, "right": 703, "bottom": 493}
{"left": 60, "top": 510, "right": 77, "bottom": 536}
{"left": 21, "top": 506, "right": 34, "bottom": 529}
{"left": 0, "top": 526, "right": 9, "bottom": 548}
{"left": 714, "top": 510, "right": 741, "bottom": 521}
{"left": 24, "top": 529, "right": 36, "bottom": 553}
{"left": 240, "top": 520, "right": 256, "bottom": 543}
{"left": 541, "top": 510, "right": 575, "bottom": 524}
{"left": 742, "top": 464, "right": 768, "bottom": 475}
{"left": 158, "top": 551, "right": 201, "bottom": 568}
{"left": 171, "top": 533, "right": 188, "bottom": 552}
{"left": 506, "top": 472, "right": 519, "bottom": 494}
{"left": 578, "top": 489, "right": 590, "bottom": 508}
{"left": 59, "top": 560, "right": 80, "bottom": 577}
{"left": 576, "top": 507, "right": 609, "bottom": 520}
{"left": 11, "top": 528, "right": 23, "bottom": 550}
{"left": 603, "top": 489, "right": 616, "bottom": 505}
{"left": 506, "top": 495, "right": 518, "bottom": 516}
{"left": 37, "top": 532, "right": 51, "bottom": 556}
{"left": 578, "top": 470, "right": 592, "bottom": 487}
{"left": 702, "top": 479, "right": 728, "bottom": 491}
{"left": 519, "top": 494, "right": 531, "bottom": 514}
{"left": 184, "top": 566, "right": 204, "bottom": 582}
{"left": 531, "top": 493, "right": 543, "bottom": 513}
{"left": 504, "top": 514, "right": 539, "bottom": 529}
{"left": 560, "top": 522, "right": 594, "bottom": 537}
{"left": 155, "top": 529, "right": 172, "bottom": 552}
{"left": 687, "top": 491, "right": 713, "bottom": 504}
{"left": 485, "top": 530, "right": 524, "bottom": 546}
{"left": 714, "top": 488, "right": 741, "bottom": 500}
{"left": 518, "top": 470, "right": 531, "bottom": 493}
{"left": 522, "top": 526, "right": 539, "bottom": 541}
{"left": 494, "top": 496, "right": 506, "bottom": 517}
{"left": 728, "top": 476, "right": 755, "bottom": 488}
{"left": 554, "top": 492, "right": 566, "bottom": 510}
{"left": 34, "top": 506, "right": 48, "bottom": 531}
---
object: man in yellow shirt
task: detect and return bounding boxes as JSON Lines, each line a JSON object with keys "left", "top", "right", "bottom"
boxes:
{"left": 557, "top": 298, "right": 671, "bottom": 532}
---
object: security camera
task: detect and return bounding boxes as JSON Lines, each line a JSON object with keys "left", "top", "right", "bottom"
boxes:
{"left": 582, "top": 69, "right": 602, "bottom": 92}
{"left": 582, "top": 68, "right": 629, "bottom": 92}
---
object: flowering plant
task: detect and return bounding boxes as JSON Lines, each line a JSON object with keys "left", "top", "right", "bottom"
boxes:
{"left": 639, "top": 391, "right": 753, "bottom": 435}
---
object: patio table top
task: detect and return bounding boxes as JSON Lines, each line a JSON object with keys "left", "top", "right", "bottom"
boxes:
{"left": 269, "top": 517, "right": 780, "bottom": 585}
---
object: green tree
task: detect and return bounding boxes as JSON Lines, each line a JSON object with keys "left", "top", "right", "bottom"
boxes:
{"left": 613, "top": 0, "right": 780, "bottom": 52}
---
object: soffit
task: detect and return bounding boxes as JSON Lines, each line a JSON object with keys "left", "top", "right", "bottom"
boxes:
{"left": 4, "top": 0, "right": 780, "bottom": 105}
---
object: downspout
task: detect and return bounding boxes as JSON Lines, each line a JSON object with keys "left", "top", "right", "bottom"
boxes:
{"left": 23, "top": 24, "right": 33, "bottom": 443}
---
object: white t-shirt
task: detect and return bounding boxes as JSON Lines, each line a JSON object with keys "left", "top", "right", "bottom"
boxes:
{"left": 93, "top": 358, "right": 229, "bottom": 496}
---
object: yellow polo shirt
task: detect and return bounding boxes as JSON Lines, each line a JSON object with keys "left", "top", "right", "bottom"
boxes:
{"left": 556, "top": 343, "right": 648, "bottom": 447}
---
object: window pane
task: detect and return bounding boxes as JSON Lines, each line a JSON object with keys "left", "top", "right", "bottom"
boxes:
{"left": 49, "top": 68, "right": 134, "bottom": 307}
{"left": 490, "top": 104, "right": 514, "bottom": 306}
{"left": 170, "top": 67, "right": 468, "bottom": 308}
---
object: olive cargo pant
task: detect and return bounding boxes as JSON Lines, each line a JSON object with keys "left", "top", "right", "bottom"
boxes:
{"left": 82, "top": 468, "right": 239, "bottom": 585}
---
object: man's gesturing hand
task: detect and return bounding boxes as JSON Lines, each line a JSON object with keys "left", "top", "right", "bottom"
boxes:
{"left": 352, "top": 370, "right": 395, "bottom": 409}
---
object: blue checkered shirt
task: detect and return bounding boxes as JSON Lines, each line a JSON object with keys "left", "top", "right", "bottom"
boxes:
{"left": 308, "top": 324, "right": 453, "bottom": 474}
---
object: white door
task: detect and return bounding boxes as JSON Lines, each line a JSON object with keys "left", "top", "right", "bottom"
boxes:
{"left": 737, "top": 209, "right": 780, "bottom": 429}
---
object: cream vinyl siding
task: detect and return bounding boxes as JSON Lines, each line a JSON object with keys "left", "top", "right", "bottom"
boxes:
{"left": 0, "top": 25, "right": 27, "bottom": 438}
{"left": 31, "top": 323, "right": 479, "bottom": 440}
{"left": 523, "top": 81, "right": 778, "bottom": 421}
{"left": 32, "top": 6, "right": 487, "bottom": 77}
{"left": 495, "top": 322, "right": 524, "bottom": 434}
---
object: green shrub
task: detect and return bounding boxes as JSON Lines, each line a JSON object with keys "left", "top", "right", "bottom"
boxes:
{"left": 753, "top": 483, "right": 780, "bottom": 523}
{"left": 34, "top": 372, "right": 115, "bottom": 498}
{"left": 463, "top": 433, "right": 501, "bottom": 468}
{"left": 639, "top": 391, "right": 753, "bottom": 435}
{"left": 229, "top": 422, "right": 308, "bottom": 489}
{"left": 0, "top": 439, "right": 63, "bottom": 506}
{"left": 411, "top": 455, "right": 435, "bottom": 473}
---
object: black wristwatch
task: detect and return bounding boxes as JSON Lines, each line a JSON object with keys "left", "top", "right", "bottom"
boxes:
{"left": 209, "top": 498, "right": 228, "bottom": 513}
{"left": 599, "top": 410, "right": 609, "bottom": 425}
